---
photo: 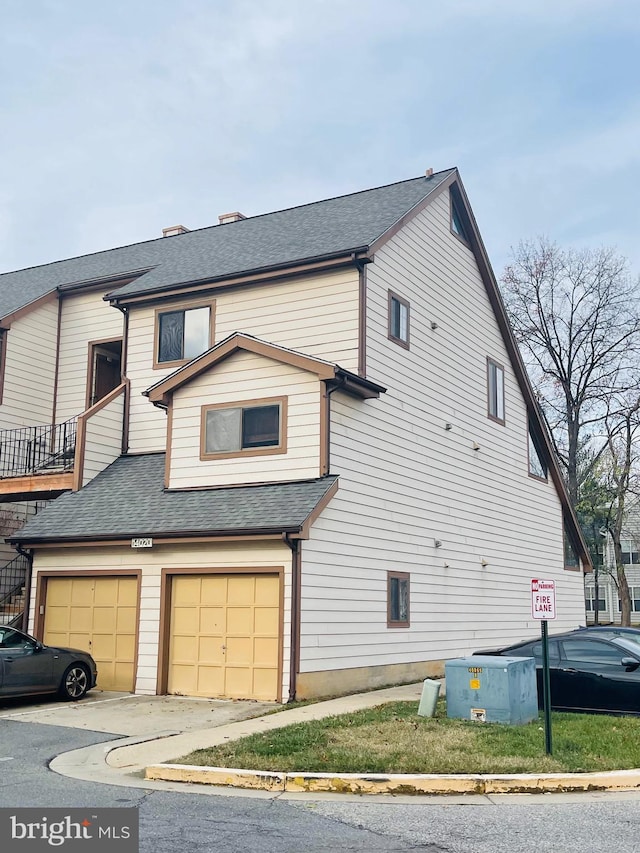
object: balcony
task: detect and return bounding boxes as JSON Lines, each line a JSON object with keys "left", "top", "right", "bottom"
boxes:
{"left": 0, "top": 381, "right": 128, "bottom": 502}
{"left": 0, "top": 419, "right": 77, "bottom": 501}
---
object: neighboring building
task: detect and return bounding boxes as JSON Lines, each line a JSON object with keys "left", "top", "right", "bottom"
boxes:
{"left": 585, "top": 527, "right": 640, "bottom": 625}
{"left": 1, "top": 169, "right": 590, "bottom": 701}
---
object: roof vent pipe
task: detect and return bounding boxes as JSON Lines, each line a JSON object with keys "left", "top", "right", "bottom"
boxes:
{"left": 162, "top": 225, "right": 190, "bottom": 237}
{"left": 218, "top": 212, "right": 246, "bottom": 225}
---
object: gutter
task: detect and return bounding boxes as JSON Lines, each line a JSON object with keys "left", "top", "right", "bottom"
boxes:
{"left": 283, "top": 533, "right": 301, "bottom": 703}
{"left": 9, "top": 525, "right": 303, "bottom": 548}
{"left": 109, "top": 249, "right": 371, "bottom": 307}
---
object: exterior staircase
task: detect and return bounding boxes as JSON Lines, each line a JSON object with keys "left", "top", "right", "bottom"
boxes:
{"left": 0, "top": 552, "right": 30, "bottom": 629}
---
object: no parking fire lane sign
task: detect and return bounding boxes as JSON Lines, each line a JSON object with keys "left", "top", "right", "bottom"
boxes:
{"left": 531, "top": 578, "right": 556, "bottom": 620}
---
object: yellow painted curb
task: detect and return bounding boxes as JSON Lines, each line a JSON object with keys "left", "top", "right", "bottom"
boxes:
{"left": 144, "top": 764, "right": 640, "bottom": 795}
{"left": 145, "top": 764, "right": 285, "bottom": 791}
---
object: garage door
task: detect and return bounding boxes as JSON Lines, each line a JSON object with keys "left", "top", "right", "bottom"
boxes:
{"left": 43, "top": 576, "right": 137, "bottom": 692}
{"left": 168, "top": 574, "right": 280, "bottom": 701}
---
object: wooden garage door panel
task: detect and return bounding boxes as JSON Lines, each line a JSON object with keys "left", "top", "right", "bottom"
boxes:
{"left": 168, "top": 574, "right": 280, "bottom": 701}
{"left": 43, "top": 576, "right": 137, "bottom": 692}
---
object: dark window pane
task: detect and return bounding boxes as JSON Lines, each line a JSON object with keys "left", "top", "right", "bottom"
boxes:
{"left": 527, "top": 641, "right": 559, "bottom": 663}
{"left": 389, "top": 576, "right": 409, "bottom": 623}
{"left": 451, "top": 192, "right": 469, "bottom": 241}
{"left": 158, "top": 311, "right": 184, "bottom": 362}
{"left": 0, "top": 628, "right": 25, "bottom": 648}
{"left": 390, "top": 297, "right": 408, "bottom": 342}
{"left": 562, "top": 639, "right": 623, "bottom": 664}
{"left": 242, "top": 405, "right": 280, "bottom": 448}
{"left": 564, "top": 532, "right": 579, "bottom": 567}
{"left": 528, "top": 429, "right": 546, "bottom": 478}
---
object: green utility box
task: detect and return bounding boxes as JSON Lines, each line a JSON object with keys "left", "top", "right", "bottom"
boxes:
{"left": 445, "top": 655, "right": 537, "bottom": 724}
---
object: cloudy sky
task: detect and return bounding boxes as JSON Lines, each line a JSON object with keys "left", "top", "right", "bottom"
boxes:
{"left": 1, "top": 1, "right": 639, "bottom": 279}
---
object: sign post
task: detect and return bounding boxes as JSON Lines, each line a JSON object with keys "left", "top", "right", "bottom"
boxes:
{"left": 531, "top": 578, "right": 556, "bottom": 755}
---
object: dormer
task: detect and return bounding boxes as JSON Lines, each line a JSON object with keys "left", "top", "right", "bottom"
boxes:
{"left": 145, "top": 333, "right": 385, "bottom": 490}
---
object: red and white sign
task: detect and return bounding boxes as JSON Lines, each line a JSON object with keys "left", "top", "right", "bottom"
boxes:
{"left": 531, "top": 578, "right": 556, "bottom": 620}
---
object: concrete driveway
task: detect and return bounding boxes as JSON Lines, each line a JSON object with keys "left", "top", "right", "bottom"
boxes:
{"left": 0, "top": 690, "right": 278, "bottom": 736}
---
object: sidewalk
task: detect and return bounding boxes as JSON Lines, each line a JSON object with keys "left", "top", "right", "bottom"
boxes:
{"left": 100, "top": 682, "right": 640, "bottom": 797}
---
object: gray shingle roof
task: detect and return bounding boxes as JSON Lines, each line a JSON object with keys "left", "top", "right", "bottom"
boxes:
{"left": 0, "top": 170, "right": 455, "bottom": 319}
{"left": 11, "top": 454, "right": 338, "bottom": 543}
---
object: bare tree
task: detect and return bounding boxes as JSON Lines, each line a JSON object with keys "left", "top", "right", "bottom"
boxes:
{"left": 501, "top": 238, "right": 640, "bottom": 505}
{"left": 599, "top": 395, "right": 640, "bottom": 625}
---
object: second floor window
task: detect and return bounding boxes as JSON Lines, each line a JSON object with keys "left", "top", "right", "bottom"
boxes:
{"left": 388, "top": 291, "right": 410, "bottom": 348}
{"left": 487, "top": 358, "right": 505, "bottom": 423}
{"left": 157, "top": 305, "right": 211, "bottom": 365}
{"left": 202, "top": 397, "right": 286, "bottom": 458}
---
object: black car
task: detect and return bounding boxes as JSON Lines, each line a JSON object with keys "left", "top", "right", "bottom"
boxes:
{"left": 474, "top": 631, "right": 640, "bottom": 715}
{"left": 0, "top": 626, "right": 97, "bottom": 701}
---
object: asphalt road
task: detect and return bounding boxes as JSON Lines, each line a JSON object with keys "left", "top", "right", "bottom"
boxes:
{"left": 2, "top": 719, "right": 640, "bottom": 853}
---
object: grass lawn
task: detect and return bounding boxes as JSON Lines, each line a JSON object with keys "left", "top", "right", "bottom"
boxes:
{"left": 177, "top": 700, "right": 640, "bottom": 775}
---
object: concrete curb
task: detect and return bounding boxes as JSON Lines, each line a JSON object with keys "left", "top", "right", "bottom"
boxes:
{"left": 145, "top": 763, "right": 640, "bottom": 795}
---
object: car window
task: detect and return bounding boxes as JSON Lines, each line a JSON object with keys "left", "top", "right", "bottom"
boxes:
{"left": 561, "top": 638, "right": 627, "bottom": 664}
{"left": 0, "top": 628, "right": 27, "bottom": 648}
{"left": 511, "top": 641, "right": 560, "bottom": 663}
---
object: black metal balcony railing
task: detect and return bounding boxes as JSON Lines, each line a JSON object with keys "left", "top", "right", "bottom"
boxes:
{"left": 0, "top": 552, "right": 29, "bottom": 627}
{"left": 0, "top": 418, "right": 77, "bottom": 479}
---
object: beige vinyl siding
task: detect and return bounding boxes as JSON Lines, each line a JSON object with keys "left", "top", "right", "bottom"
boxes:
{"left": 299, "top": 191, "right": 585, "bottom": 675}
{"left": 80, "top": 388, "right": 125, "bottom": 487}
{"left": 55, "top": 291, "right": 123, "bottom": 424}
{"left": 29, "top": 540, "right": 291, "bottom": 697}
{"left": 126, "top": 268, "right": 359, "bottom": 453}
{"left": 169, "top": 351, "right": 321, "bottom": 488}
{"left": 0, "top": 298, "right": 58, "bottom": 429}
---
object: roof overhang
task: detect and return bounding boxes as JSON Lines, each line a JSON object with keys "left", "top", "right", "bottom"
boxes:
{"left": 145, "top": 333, "right": 386, "bottom": 406}
{"left": 445, "top": 172, "right": 592, "bottom": 572}
{"left": 107, "top": 250, "right": 370, "bottom": 308}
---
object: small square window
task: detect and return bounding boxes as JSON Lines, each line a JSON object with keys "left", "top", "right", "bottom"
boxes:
{"left": 387, "top": 571, "right": 410, "bottom": 627}
{"left": 156, "top": 304, "right": 212, "bottom": 365}
{"left": 201, "top": 398, "right": 286, "bottom": 459}
{"left": 487, "top": 358, "right": 505, "bottom": 423}
{"left": 388, "top": 292, "right": 410, "bottom": 348}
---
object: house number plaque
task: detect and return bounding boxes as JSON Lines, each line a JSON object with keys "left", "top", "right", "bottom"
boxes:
{"left": 131, "top": 538, "right": 153, "bottom": 548}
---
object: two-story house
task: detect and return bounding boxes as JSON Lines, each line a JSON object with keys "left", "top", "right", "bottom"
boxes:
{"left": 1, "top": 168, "right": 590, "bottom": 702}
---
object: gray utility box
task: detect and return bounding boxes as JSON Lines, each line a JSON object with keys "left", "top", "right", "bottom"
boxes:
{"left": 445, "top": 655, "right": 538, "bottom": 725}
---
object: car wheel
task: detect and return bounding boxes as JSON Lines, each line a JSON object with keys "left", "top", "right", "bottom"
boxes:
{"left": 59, "top": 664, "right": 90, "bottom": 701}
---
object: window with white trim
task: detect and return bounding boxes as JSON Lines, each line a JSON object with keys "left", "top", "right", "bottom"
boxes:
{"left": 618, "top": 587, "right": 640, "bottom": 613}
{"left": 585, "top": 588, "right": 606, "bottom": 613}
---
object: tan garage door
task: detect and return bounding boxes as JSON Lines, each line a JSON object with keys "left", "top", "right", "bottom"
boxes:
{"left": 43, "top": 576, "right": 137, "bottom": 692}
{"left": 168, "top": 574, "right": 280, "bottom": 701}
